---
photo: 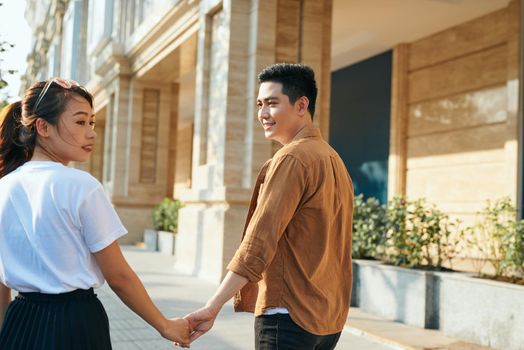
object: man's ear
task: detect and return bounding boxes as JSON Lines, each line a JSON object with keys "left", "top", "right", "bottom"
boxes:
{"left": 35, "top": 118, "right": 50, "bottom": 137}
{"left": 296, "top": 96, "right": 309, "bottom": 117}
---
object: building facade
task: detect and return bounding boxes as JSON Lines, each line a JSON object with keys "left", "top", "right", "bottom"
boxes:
{"left": 23, "top": 0, "right": 522, "bottom": 281}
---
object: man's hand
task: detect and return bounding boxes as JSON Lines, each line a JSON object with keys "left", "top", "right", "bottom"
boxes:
{"left": 181, "top": 271, "right": 249, "bottom": 344}
{"left": 184, "top": 305, "right": 219, "bottom": 342}
{"left": 161, "top": 317, "right": 192, "bottom": 347}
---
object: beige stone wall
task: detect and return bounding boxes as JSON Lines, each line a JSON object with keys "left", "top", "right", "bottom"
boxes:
{"left": 389, "top": 0, "right": 520, "bottom": 227}
{"left": 112, "top": 80, "right": 174, "bottom": 242}
{"left": 174, "top": 71, "right": 196, "bottom": 194}
{"left": 273, "top": 0, "right": 332, "bottom": 140}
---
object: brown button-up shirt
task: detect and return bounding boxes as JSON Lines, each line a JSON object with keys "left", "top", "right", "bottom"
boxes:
{"left": 227, "top": 126, "right": 354, "bottom": 335}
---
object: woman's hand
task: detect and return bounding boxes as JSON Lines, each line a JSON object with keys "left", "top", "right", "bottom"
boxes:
{"left": 162, "top": 317, "right": 191, "bottom": 348}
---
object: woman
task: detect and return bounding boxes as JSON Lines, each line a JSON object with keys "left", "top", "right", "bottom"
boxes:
{"left": 0, "top": 78, "right": 190, "bottom": 349}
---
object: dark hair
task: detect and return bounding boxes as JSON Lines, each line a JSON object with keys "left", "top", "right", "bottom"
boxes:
{"left": 258, "top": 63, "right": 318, "bottom": 119}
{"left": 0, "top": 80, "right": 93, "bottom": 178}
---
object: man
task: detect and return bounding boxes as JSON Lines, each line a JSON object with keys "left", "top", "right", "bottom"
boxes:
{"left": 184, "top": 63, "right": 354, "bottom": 350}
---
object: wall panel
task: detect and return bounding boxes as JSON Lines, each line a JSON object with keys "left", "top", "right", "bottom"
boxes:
{"left": 140, "top": 89, "right": 160, "bottom": 183}
{"left": 409, "top": 44, "right": 507, "bottom": 104}
{"left": 408, "top": 85, "right": 507, "bottom": 136}
{"left": 409, "top": 8, "right": 508, "bottom": 71}
{"left": 391, "top": 1, "right": 520, "bottom": 237}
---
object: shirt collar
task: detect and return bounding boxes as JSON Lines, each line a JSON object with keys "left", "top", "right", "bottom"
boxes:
{"left": 291, "top": 125, "right": 321, "bottom": 143}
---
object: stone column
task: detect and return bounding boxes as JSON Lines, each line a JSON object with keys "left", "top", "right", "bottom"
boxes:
{"left": 387, "top": 44, "right": 409, "bottom": 200}
{"left": 519, "top": 0, "right": 524, "bottom": 218}
{"left": 506, "top": 0, "right": 519, "bottom": 205}
{"left": 176, "top": 0, "right": 247, "bottom": 281}
{"left": 175, "top": 0, "right": 333, "bottom": 282}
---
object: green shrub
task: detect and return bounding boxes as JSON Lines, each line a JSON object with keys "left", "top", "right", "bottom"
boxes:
{"left": 384, "top": 196, "right": 409, "bottom": 266}
{"left": 352, "top": 194, "right": 387, "bottom": 259}
{"left": 468, "top": 197, "right": 524, "bottom": 278}
{"left": 405, "top": 199, "right": 462, "bottom": 269}
{"left": 507, "top": 220, "right": 524, "bottom": 278}
{"left": 384, "top": 197, "right": 462, "bottom": 269}
{"left": 152, "top": 198, "right": 183, "bottom": 233}
{"left": 351, "top": 194, "right": 524, "bottom": 280}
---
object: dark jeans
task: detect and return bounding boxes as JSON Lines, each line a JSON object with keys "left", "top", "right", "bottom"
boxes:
{"left": 255, "top": 314, "right": 341, "bottom": 350}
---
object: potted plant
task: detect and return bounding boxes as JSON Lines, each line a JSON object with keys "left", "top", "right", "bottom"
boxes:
{"left": 152, "top": 198, "right": 183, "bottom": 255}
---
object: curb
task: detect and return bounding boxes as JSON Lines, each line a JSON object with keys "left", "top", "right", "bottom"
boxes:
{"left": 344, "top": 325, "right": 412, "bottom": 350}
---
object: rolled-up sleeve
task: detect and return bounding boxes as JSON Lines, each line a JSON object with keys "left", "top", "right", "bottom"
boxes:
{"left": 227, "top": 154, "right": 307, "bottom": 282}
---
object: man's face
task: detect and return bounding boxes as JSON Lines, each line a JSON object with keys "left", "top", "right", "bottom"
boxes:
{"left": 256, "top": 82, "right": 302, "bottom": 145}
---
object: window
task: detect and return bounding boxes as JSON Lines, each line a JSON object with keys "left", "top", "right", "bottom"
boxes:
{"left": 87, "top": 0, "right": 114, "bottom": 52}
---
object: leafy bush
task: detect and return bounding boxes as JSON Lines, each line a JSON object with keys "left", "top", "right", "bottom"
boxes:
{"left": 352, "top": 194, "right": 387, "bottom": 259}
{"left": 467, "top": 197, "right": 524, "bottom": 278}
{"left": 152, "top": 198, "right": 183, "bottom": 233}
{"left": 384, "top": 196, "right": 409, "bottom": 266}
{"left": 508, "top": 220, "right": 524, "bottom": 278}
{"left": 400, "top": 198, "right": 462, "bottom": 269}
{"left": 362, "top": 196, "right": 463, "bottom": 270}
{"left": 351, "top": 194, "right": 524, "bottom": 281}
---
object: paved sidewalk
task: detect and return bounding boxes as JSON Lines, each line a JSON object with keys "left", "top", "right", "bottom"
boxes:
{"left": 99, "top": 246, "right": 395, "bottom": 350}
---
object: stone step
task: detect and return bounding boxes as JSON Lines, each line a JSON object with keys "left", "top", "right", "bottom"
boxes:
{"left": 346, "top": 307, "right": 492, "bottom": 350}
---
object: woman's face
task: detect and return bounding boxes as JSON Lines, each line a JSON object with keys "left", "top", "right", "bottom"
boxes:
{"left": 43, "top": 95, "right": 96, "bottom": 164}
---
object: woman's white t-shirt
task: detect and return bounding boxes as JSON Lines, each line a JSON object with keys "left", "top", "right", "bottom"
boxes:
{"left": 0, "top": 161, "right": 127, "bottom": 293}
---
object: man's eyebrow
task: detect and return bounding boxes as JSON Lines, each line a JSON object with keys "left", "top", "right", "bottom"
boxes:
{"left": 257, "top": 96, "right": 279, "bottom": 102}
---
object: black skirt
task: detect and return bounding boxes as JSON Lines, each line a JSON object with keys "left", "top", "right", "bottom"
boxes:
{"left": 0, "top": 288, "right": 111, "bottom": 350}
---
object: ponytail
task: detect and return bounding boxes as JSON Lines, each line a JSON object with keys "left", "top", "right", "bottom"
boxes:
{"left": 0, "top": 102, "right": 34, "bottom": 178}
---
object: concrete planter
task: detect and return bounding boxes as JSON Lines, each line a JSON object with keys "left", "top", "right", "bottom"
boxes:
{"left": 158, "top": 230, "right": 176, "bottom": 255}
{"left": 433, "top": 271, "right": 524, "bottom": 350}
{"left": 352, "top": 260, "right": 524, "bottom": 350}
{"left": 352, "top": 259, "right": 433, "bottom": 328}
{"left": 143, "top": 229, "right": 158, "bottom": 252}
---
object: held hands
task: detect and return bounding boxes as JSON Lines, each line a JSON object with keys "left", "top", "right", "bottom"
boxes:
{"left": 160, "top": 317, "right": 192, "bottom": 348}
{"left": 183, "top": 304, "right": 220, "bottom": 343}
{"left": 176, "top": 272, "right": 246, "bottom": 346}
